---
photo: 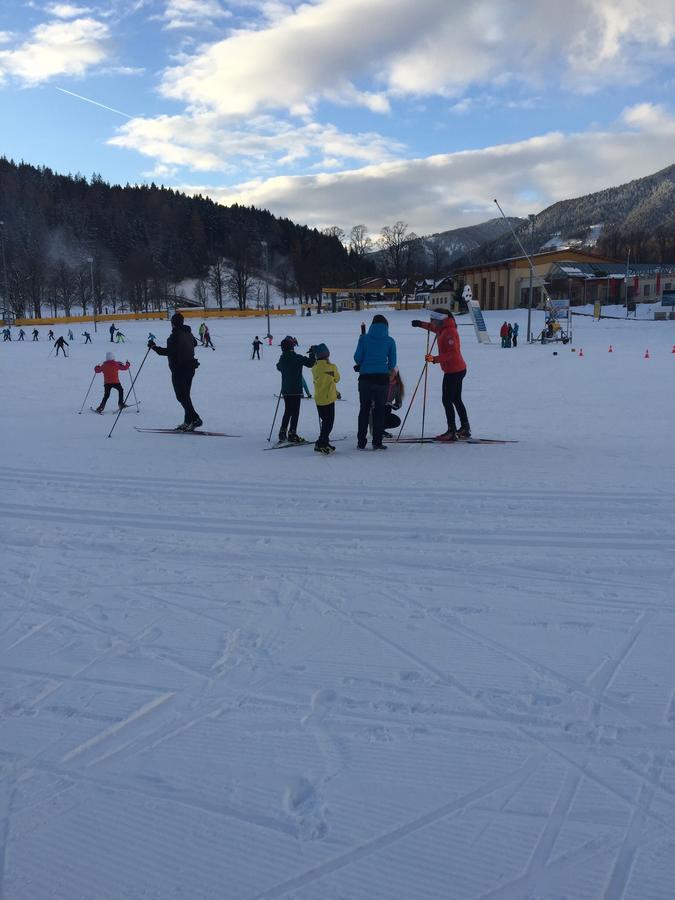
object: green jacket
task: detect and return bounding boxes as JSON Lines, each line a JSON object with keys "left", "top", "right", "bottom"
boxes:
{"left": 276, "top": 349, "right": 315, "bottom": 395}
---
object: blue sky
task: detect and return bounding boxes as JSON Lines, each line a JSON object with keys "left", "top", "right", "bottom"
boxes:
{"left": 1, "top": 0, "right": 675, "bottom": 236}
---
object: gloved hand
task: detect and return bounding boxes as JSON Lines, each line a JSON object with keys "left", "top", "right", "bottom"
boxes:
{"left": 425, "top": 354, "right": 435, "bottom": 363}
{"left": 353, "top": 364, "right": 360, "bottom": 372}
{"left": 336, "top": 390, "right": 342, "bottom": 399}
{"left": 147, "top": 340, "right": 155, "bottom": 349}
{"left": 411, "top": 320, "right": 422, "bottom": 327}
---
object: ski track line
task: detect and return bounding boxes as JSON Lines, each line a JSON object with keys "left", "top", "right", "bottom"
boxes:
{"left": 602, "top": 753, "right": 665, "bottom": 900}
{"left": 1, "top": 501, "right": 671, "bottom": 551}
{"left": 0, "top": 552, "right": 43, "bottom": 643}
{"left": 292, "top": 579, "right": 675, "bottom": 836}
{"left": 248, "top": 755, "right": 543, "bottom": 900}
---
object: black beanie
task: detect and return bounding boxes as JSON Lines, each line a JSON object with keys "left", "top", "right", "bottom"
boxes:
{"left": 171, "top": 312, "right": 184, "bottom": 327}
{"left": 372, "top": 314, "right": 388, "bottom": 325}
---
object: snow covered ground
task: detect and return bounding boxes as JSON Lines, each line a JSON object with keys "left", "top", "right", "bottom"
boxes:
{"left": 2, "top": 308, "right": 675, "bottom": 899}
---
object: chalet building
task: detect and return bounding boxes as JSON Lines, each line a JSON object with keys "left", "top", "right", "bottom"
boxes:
{"left": 454, "top": 249, "right": 619, "bottom": 310}
{"left": 547, "top": 261, "right": 675, "bottom": 305}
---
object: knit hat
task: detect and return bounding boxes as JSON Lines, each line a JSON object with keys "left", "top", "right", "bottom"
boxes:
{"left": 171, "top": 312, "right": 184, "bottom": 327}
{"left": 314, "top": 343, "right": 329, "bottom": 359}
{"left": 280, "top": 337, "right": 295, "bottom": 351}
{"left": 105, "top": 351, "right": 114, "bottom": 361}
{"left": 372, "top": 314, "right": 388, "bottom": 325}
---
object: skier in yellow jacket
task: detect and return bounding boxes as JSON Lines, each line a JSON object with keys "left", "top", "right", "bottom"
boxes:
{"left": 310, "top": 343, "right": 340, "bottom": 454}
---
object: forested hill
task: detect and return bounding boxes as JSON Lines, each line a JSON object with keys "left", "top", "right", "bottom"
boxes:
{"left": 0, "top": 157, "right": 363, "bottom": 319}
{"left": 462, "top": 163, "right": 675, "bottom": 265}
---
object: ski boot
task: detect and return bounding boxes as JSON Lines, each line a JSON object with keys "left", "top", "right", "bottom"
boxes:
{"left": 314, "top": 444, "right": 331, "bottom": 455}
{"left": 174, "top": 422, "right": 189, "bottom": 432}
{"left": 184, "top": 417, "right": 203, "bottom": 432}
{"left": 456, "top": 425, "right": 471, "bottom": 440}
{"left": 434, "top": 429, "right": 457, "bottom": 442}
{"left": 287, "top": 433, "right": 305, "bottom": 444}
{"left": 278, "top": 430, "right": 287, "bottom": 442}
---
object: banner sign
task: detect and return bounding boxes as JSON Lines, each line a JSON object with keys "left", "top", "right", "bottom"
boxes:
{"left": 661, "top": 290, "right": 675, "bottom": 307}
{"left": 462, "top": 285, "right": 491, "bottom": 343}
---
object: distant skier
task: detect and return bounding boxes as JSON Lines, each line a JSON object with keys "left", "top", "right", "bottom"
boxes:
{"left": 148, "top": 332, "right": 156, "bottom": 342}
{"left": 252, "top": 336, "right": 262, "bottom": 359}
{"left": 512, "top": 322, "right": 519, "bottom": 347}
{"left": 115, "top": 330, "right": 125, "bottom": 343}
{"left": 93, "top": 352, "right": 130, "bottom": 412}
{"left": 68, "top": 329, "right": 74, "bottom": 341}
{"left": 148, "top": 312, "right": 202, "bottom": 431}
{"left": 267, "top": 334, "right": 273, "bottom": 346}
{"left": 48, "top": 329, "right": 55, "bottom": 342}
{"left": 82, "top": 331, "right": 92, "bottom": 344}
{"left": 54, "top": 335, "right": 69, "bottom": 357}
{"left": 275, "top": 336, "right": 315, "bottom": 443}
{"left": 18, "top": 328, "right": 26, "bottom": 341}
{"left": 500, "top": 321, "right": 509, "bottom": 348}
{"left": 507, "top": 323, "right": 513, "bottom": 348}
{"left": 411, "top": 308, "right": 470, "bottom": 441}
{"left": 2, "top": 327, "right": 10, "bottom": 341}
{"left": 198, "top": 322, "right": 206, "bottom": 345}
{"left": 203, "top": 325, "right": 215, "bottom": 349}
{"left": 109, "top": 323, "right": 116, "bottom": 343}
{"left": 310, "top": 343, "right": 340, "bottom": 454}
{"left": 32, "top": 328, "right": 39, "bottom": 341}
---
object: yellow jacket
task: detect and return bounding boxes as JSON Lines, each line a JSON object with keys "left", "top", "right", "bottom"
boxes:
{"left": 312, "top": 359, "right": 341, "bottom": 405}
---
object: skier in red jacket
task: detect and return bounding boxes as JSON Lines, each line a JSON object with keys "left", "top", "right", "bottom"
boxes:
{"left": 93, "top": 352, "right": 130, "bottom": 412}
{"left": 411, "top": 308, "right": 470, "bottom": 441}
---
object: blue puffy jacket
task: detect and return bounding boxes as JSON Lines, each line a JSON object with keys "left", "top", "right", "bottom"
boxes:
{"left": 354, "top": 322, "right": 397, "bottom": 374}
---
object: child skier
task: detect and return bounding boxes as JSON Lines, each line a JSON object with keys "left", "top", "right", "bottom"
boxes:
{"left": 48, "top": 329, "right": 55, "bottom": 341}
{"left": 32, "top": 328, "right": 39, "bottom": 341}
{"left": 252, "top": 336, "right": 262, "bottom": 359}
{"left": 203, "top": 325, "right": 215, "bottom": 349}
{"left": 82, "top": 331, "right": 92, "bottom": 343}
{"left": 54, "top": 335, "right": 69, "bottom": 357}
{"left": 115, "top": 330, "right": 125, "bottom": 343}
{"left": 68, "top": 329, "right": 74, "bottom": 341}
{"left": 310, "top": 344, "right": 340, "bottom": 453}
{"left": 18, "top": 328, "right": 26, "bottom": 341}
{"left": 93, "top": 352, "right": 130, "bottom": 412}
{"left": 275, "top": 337, "right": 315, "bottom": 443}
{"left": 383, "top": 368, "right": 405, "bottom": 438}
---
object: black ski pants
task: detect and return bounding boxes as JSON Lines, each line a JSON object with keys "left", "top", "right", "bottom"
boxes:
{"left": 100, "top": 383, "right": 124, "bottom": 409}
{"left": 171, "top": 364, "right": 199, "bottom": 424}
{"left": 316, "top": 403, "right": 335, "bottom": 447}
{"left": 280, "top": 395, "right": 301, "bottom": 436}
{"left": 384, "top": 408, "right": 401, "bottom": 431}
{"left": 442, "top": 369, "right": 469, "bottom": 432}
{"left": 252, "top": 347, "right": 260, "bottom": 359}
{"left": 358, "top": 377, "right": 388, "bottom": 448}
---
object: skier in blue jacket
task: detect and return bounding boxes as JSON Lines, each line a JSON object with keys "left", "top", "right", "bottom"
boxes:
{"left": 353, "top": 314, "right": 397, "bottom": 450}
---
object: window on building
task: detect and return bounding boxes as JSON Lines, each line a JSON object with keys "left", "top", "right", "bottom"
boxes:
{"left": 643, "top": 284, "right": 651, "bottom": 298}
{"left": 481, "top": 278, "right": 487, "bottom": 303}
{"left": 473, "top": 283, "right": 479, "bottom": 301}
{"left": 498, "top": 285, "right": 505, "bottom": 307}
{"left": 489, "top": 282, "right": 496, "bottom": 303}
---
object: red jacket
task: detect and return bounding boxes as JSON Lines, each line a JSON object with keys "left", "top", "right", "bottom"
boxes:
{"left": 419, "top": 318, "right": 466, "bottom": 374}
{"left": 95, "top": 359, "right": 130, "bottom": 384}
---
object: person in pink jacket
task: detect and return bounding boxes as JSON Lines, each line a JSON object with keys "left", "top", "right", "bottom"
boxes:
{"left": 94, "top": 352, "right": 130, "bottom": 412}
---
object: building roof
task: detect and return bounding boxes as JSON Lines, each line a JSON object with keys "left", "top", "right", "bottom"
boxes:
{"left": 454, "top": 248, "right": 618, "bottom": 273}
{"left": 550, "top": 261, "right": 675, "bottom": 279}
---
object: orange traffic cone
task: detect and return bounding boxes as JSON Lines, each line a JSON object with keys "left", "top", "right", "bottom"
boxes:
{"left": 579, "top": 348, "right": 584, "bottom": 358}
{"left": 644, "top": 349, "right": 650, "bottom": 359}
{"left": 608, "top": 345, "right": 613, "bottom": 353}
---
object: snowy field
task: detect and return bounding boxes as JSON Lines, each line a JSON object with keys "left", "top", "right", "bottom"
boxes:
{"left": 2, "top": 308, "right": 675, "bottom": 900}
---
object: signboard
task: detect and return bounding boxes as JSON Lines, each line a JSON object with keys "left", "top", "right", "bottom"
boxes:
{"left": 549, "top": 298, "right": 571, "bottom": 319}
{"left": 661, "top": 290, "right": 675, "bottom": 307}
{"left": 462, "top": 285, "right": 491, "bottom": 344}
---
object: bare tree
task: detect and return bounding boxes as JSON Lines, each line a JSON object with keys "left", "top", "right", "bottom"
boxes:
{"left": 430, "top": 242, "right": 449, "bottom": 284}
{"left": 226, "top": 232, "right": 256, "bottom": 310}
{"left": 349, "top": 225, "right": 372, "bottom": 287}
{"left": 193, "top": 278, "right": 209, "bottom": 307}
{"left": 378, "top": 221, "right": 419, "bottom": 305}
{"left": 208, "top": 257, "right": 226, "bottom": 309}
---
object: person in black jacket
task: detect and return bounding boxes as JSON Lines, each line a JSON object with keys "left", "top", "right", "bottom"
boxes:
{"left": 275, "top": 336, "right": 315, "bottom": 442}
{"left": 148, "top": 312, "right": 202, "bottom": 431}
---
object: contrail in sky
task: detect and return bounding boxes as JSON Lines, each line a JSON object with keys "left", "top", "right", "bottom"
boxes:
{"left": 55, "top": 87, "right": 136, "bottom": 119}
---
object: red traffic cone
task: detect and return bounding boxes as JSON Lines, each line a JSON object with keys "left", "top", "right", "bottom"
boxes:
{"left": 579, "top": 348, "right": 584, "bottom": 357}
{"left": 644, "top": 349, "right": 650, "bottom": 359}
{"left": 608, "top": 345, "right": 613, "bottom": 353}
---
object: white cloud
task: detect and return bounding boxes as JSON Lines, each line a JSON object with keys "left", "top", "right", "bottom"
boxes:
{"left": 157, "top": 0, "right": 675, "bottom": 117}
{"left": 0, "top": 17, "right": 109, "bottom": 85}
{"left": 47, "top": 4, "right": 93, "bottom": 17}
{"left": 176, "top": 105, "right": 675, "bottom": 234}
{"left": 109, "top": 112, "right": 406, "bottom": 172}
{"left": 160, "top": 0, "right": 232, "bottom": 30}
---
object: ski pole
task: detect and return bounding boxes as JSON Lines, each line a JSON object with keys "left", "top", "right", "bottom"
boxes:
{"left": 267, "top": 393, "right": 282, "bottom": 442}
{"left": 127, "top": 366, "right": 141, "bottom": 412}
{"left": 108, "top": 346, "right": 151, "bottom": 438}
{"left": 420, "top": 331, "right": 430, "bottom": 444}
{"left": 396, "top": 335, "right": 437, "bottom": 441}
{"left": 78, "top": 372, "right": 97, "bottom": 414}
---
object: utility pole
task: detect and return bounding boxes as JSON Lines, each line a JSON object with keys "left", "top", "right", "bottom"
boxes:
{"left": 261, "top": 240, "right": 271, "bottom": 339}
{"left": 88, "top": 257, "right": 97, "bottom": 332}
{"left": 0, "top": 221, "right": 9, "bottom": 325}
{"left": 624, "top": 249, "right": 630, "bottom": 318}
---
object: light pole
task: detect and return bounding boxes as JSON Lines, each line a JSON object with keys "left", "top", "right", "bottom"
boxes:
{"left": 87, "top": 257, "right": 97, "bottom": 332}
{"left": 261, "top": 240, "right": 271, "bottom": 339}
{"left": 527, "top": 214, "right": 536, "bottom": 342}
{"left": 0, "top": 221, "right": 9, "bottom": 325}
{"left": 624, "top": 248, "right": 631, "bottom": 318}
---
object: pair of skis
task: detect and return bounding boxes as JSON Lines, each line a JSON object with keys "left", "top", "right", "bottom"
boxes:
{"left": 384, "top": 436, "right": 517, "bottom": 445}
{"left": 134, "top": 427, "right": 239, "bottom": 437}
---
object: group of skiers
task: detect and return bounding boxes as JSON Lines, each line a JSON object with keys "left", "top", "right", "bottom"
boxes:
{"left": 499, "top": 321, "right": 519, "bottom": 348}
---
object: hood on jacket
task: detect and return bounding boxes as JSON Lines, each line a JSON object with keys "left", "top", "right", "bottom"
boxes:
{"left": 367, "top": 321, "right": 389, "bottom": 339}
